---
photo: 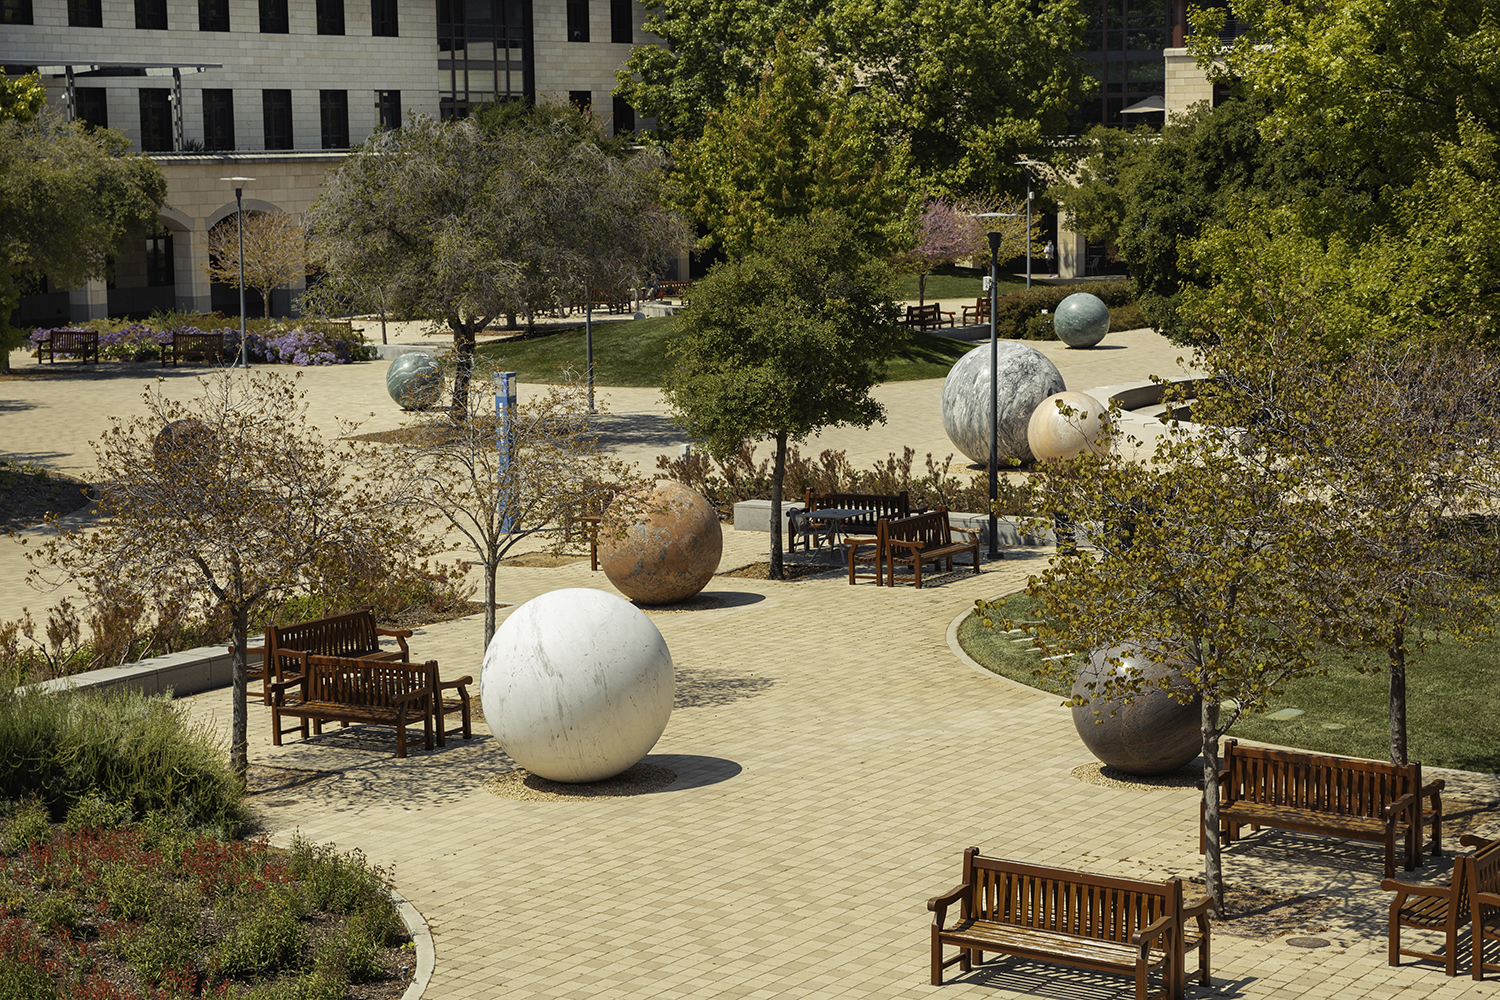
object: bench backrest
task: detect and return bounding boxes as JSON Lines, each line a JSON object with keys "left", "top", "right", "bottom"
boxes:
{"left": 174, "top": 331, "right": 224, "bottom": 349}
{"left": 804, "top": 490, "right": 911, "bottom": 523}
{"left": 48, "top": 330, "right": 98, "bottom": 349}
{"left": 301, "top": 655, "right": 433, "bottom": 708}
{"left": 267, "top": 610, "right": 381, "bottom": 667}
{"left": 886, "top": 508, "right": 952, "bottom": 549}
{"left": 1467, "top": 838, "right": 1500, "bottom": 918}
{"left": 962, "top": 849, "right": 1182, "bottom": 943}
{"left": 1222, "top": 739, "right": 1420, "bottom": 819}
{"left": 906, "top": 303, "right": 941, "bottom": 321}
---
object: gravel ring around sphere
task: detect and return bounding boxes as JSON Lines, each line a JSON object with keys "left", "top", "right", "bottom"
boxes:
{"left": 1070, "top": 761, "right": 1201, "bottom": 790}
{"left": 485, "top": 762, "right": 677, "bottom": 800}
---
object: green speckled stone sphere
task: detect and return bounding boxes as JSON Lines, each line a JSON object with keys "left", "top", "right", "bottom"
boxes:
{"left": 386, "top": 353, "right": 442, "bottom": 410}
{"left": 1053, "top": 292, "right": 1110, "bottom": 348}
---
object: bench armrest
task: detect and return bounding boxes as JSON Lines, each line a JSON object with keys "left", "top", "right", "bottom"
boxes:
{"left": 391, "top": 689, "right": 431, "bottom": 708}
{"left": 949, "top": 526, "right": 980, "bottom": 541}
{"left": 1423, "top": 778, "right": 1446, "bottom": 796}
{"left": 268, "top": 675, "right": 305, "bottom": 697}
{"left": 437, "top": 675, "right": 473, "bottom": 691}
{"left": 1182, "top": 894, "right": 1214, "bottom": 920}
{"left": 927, "top": 883, "right": 968, "bottom": 926}
{"left": 1461, "top": 834, "right": 1498, "bottom": 849}
{"left": 1384, "top": 791, "right": 1417, "bottom": 823}
{"left": 1476, "top": 890, "right": 1500, "bottom": 908}
{"left": 1381, "top": 877, "right": 1454, "bottom": 897}
{"left": 376, "top": 626, "right": 414, "bottom": 638}
{"left": 885, "top": 538, "right": 926, "bottom": 553}
{"left": 1130, "top": 913, "right": 1175, "bottom": 949}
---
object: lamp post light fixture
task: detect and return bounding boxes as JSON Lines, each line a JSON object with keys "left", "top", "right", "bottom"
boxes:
{"left": 220, "top": 176, "right": 255, "bottom": 368}
{"left": 976, "top": 211, "right": 1020, "bottom": 561}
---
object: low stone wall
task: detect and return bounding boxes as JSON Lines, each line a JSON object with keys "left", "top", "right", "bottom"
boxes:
{"left": 34, "top": 645, "right": 235, "bottom": 698}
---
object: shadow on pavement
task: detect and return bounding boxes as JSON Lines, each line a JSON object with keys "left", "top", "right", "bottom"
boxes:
{"left": 674, "top": 665, "right": 775, "bottom": 710}
{"left": 595, "top": 411, "right": 683, "bottom": 451}
{"left": 643, "top": 753, "right": 742, "bottom": 792}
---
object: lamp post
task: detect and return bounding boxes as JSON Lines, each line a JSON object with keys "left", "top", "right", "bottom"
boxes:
{"left": 220, "top": 176, "right": 255, "bottom": 368}
{"left": 1016, "top": 159, "right": 1045, "bottom": 290}
{"left": 975, "top": 212, "right": 1018, "bottom": 561}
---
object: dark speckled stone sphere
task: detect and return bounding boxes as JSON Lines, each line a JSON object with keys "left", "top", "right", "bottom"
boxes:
{"left": 386, "top": 352, "right": 443, "bottom": 410}
{"left": 1071, "top": 644, "right": 1201, "bottom": 775}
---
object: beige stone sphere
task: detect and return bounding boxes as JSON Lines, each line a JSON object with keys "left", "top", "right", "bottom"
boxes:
{"left": 1026, "top": 391, "right": 1112, "bottom": 462}
{"left": 599, "top": 481, "right": 723, "bottom": 605}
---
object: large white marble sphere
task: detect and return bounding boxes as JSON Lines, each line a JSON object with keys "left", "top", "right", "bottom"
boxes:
{"left": 481, "top": 588, "right": 674, "bottom": 783}
{"left": 941, "top": 342, "right": 1066, "bottom": 466}
{"left": 1026, "top": 391, "right": 1112, "bottom": 462}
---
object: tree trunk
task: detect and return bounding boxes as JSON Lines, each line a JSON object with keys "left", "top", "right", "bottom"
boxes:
{"left": 769, "top": 430, "right": 787, "bottom": 581}
{"left": 231, "top": 605, "right": 249, "bottom": 784}
{"left": 451, "top": 324, "right": 477, "bottom": 415}
{"left": 919, "top": 272, "right": 928, "bottom": 308}
{"left": 1389, "top": 623, "right": 1408, "bottom": 766}
{"left": 379, "top": 307, "right": 388, "bottom": 345}
{"left": 1200, "top": 697, "right": 1225, "bottom": 916}
{"left": 484, "top": 560, "right": 499, "bottom": 650}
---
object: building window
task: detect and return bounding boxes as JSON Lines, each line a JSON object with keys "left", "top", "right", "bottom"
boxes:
{"left": 139, "top": 89, "right": 172, "bottom": 152}
{"left": 203, "top": 89, "right": 235, "bottom": 150}
{"left": 376, "top": 90, "right": 401, "bottom": 130}
{"left": 76, "top": 88, "right": 108, "bottom": 130}
{"left": 146, "top": 228, "right": 175, "bottom": 287}
{"left": 199, "top": 0, "right": 229, "bottom": 31}
{"left": 610, "top": 0, "right": 630, "bottom": 43}
{"left": 259, "top": 0, "right": 288, "bottom": 32}
{"left": 262, "top": 89, "right": 292, "bottom": 150}
{"left": 371, "top": 0, "right": 397, "bottom": 36}
{"left": 569, "top": 90, "right": 591, "bottom": 115}
{"left": 135, "top": 0, "right": 167, "bottom": 29}
{"left": 2, "top": 0, "right": 33, "bottom": 25}
{"left": 611, "top": 95, "right": 633, "bottom": 135}
{"left": 438, "top": 0, "right": 534, "bottom": 113}
{"left": 68, "top": 0, "right": 102, "bottom": 27}
{"left": 566, "top": 0, "right": 588, "bottom": 42}
{"left": 320, "top": 90, "right": 349, "bottom": 148}
{"left": 317, "top": 0, "right": 345, "bottom": 34}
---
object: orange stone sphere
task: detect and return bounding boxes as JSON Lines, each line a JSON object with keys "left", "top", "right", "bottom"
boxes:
{"left": 599, "top": 481, "right": 723, "bottom": 605}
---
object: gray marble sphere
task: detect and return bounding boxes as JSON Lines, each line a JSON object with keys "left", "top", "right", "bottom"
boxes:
{"left": 386, "top": 352, "right": 442, "bottom": 410}
{"left": 1053, "top": 292, "right": 1110, "bottom": 348}
{"left": 940, "top": 342, "right": 1066, "bottom": 466}
{"left": 1071, "top": 644, "right": 1201, "bottom": 775}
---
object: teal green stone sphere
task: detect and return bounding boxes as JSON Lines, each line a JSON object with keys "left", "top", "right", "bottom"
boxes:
{"left": 1053, "top": 292, "right": 1110, "bottom": 348}
{"left": 386, "top": 353, "right": 442, "bottom": 410}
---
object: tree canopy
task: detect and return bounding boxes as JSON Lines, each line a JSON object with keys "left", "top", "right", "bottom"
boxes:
{"left": 620, "top": 0, "right": 1088, "bottom": 199}
{"left": 661, "top": 212, "right": 903, "bottom": 577}
{"left": 306, "top": 114, "right": 685, "bottom": 410}
{"left": 671, "top": 32, "right": 913, "bottom": 259}
{"left": 0, "top": 112, "right": 165, "bottom": 372}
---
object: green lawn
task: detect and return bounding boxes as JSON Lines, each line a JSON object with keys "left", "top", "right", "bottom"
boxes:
{"left": 958, "top": 592, "right": 1500, "bottom": 773}
{"left": 895, "top": 265, "right": 1029, "bottom": 302}
{"left": 473, "top": 317, "right": 975, "bottom": 387}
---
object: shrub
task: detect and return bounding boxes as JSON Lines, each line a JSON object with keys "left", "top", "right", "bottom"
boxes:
{"left": 990, "top": 279, "right": 1137, "bottom": 339}
{"left": 27, "top": 891, "right": 82, "bottom": 938}
{"left": 0, "top": 917, "right": 54, "bottom": 1000}
{"left": 3, "top": 799, "right": 51, "bottom": 853}
{"left": 214, "top": 892, "right": 306, "bottom": 978}
{"left": 287, "top": 837, "right": 397, "bottom": 923}
{"left": 63, "top": 794, "right": 132, "bottom": 833}
{"left": 0, "top": 685, "right": 246, "bottom": 833}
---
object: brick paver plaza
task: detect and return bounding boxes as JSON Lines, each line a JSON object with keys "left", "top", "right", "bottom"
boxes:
{"left": 2, "top": 328, "right": 1495, "bottom": 999}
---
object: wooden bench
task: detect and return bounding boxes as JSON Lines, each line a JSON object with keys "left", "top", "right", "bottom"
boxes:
{"left": 659, "top": 279, "right": 693, "bottom": 303}
{"left": 269, "top": 655, "right": 434, "bottom": 758}
{"left": 961, "top": 298, "right": 990, "bottom": 325}
{"left": 1467, "top": 834, "right": 1500, "bottom": 980}
{"left": 883, "top": 507, "right": 980, "bottom": 587}
{"left": 36, "top": 329, "right": 99, "bottom": 365}
{"left": 161, "top": 330, "right": 226, "bottom": 366}
{"left": 787, "top": 490, "right": 915, "bottom": 553}
{"left": 928, "top": 848, "right": 1210, "bottom": 999}
{"left": 904, "top": 302, "right": 955, "bottom": 330}
{"left": 1385, "top": 834, "right": 1500, "bottom": 976}
{"left": 261, "top": 609, "right": 412, "bottom": 704}
{"left": 1203, "top": 739, "right": 1445, "bottom": 879}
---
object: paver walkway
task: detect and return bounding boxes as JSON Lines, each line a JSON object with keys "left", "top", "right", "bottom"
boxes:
{"left": 3, "top": 333, "right": 1493, "bottom": 999}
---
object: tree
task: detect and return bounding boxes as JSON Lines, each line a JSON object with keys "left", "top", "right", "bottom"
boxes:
{"left": 1193, "top": 281, "right": 1500, "bottom": 766}
{"left": 203, "top": 210, "right": 314, "bottom": 320}
{"left": 671, "top": 31, "right": 914, "bottom": 260}
{"left": 0, "top": 72, "right": 45, "bottom": 123}
{"left": 33, "top": 372, "right": 416, "bottom": 779}
{"left": 984, "top": 393, "right": 1355, "bottom": 913}
{"left": 902, "top": 197, "right": 1035, "bottom": 305}
{"left": 619, "top": 0, "right": 1088, "bottom": 198}
{"left": 661, "top": 212, "right": 904, "bottom": 579}
{"left": 402, "top": 375, "right": 636, "bottom": 649}
{"left": 0, "top": 111, "right": 165, "bottom": 373}
{"left": 308, "top": 114, "right": 684, "bottom": 410}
